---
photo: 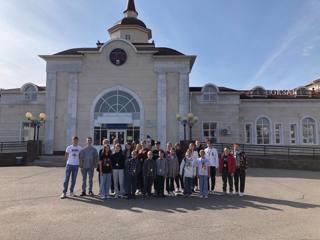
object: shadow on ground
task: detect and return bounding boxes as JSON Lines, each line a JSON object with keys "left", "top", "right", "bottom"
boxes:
{"left": 65, "top": 193, "right": 320, "bottom": 214}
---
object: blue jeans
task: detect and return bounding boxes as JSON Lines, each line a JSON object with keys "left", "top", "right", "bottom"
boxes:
{"left": 100, "top": 173, "right": 112, "bottom": 198}
{"left": 81, "top": 168, "right": 94, "bottom": 193}
{"left": 184, "top": 177, "right": 193, "bottom": 195}
{"left": 63, "top": 164, "right": 79, "bottom": 194}
{"left": 199, "top": 175, "right": 209, "bottom": 197}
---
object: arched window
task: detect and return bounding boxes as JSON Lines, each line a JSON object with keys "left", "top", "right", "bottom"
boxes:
{"left": 201, "top": 85, "right": 218, "bottom": 103}
{"left": 256, "top": 117, "right": 270, "bottom": 144}
{"left": 94, "top": 90, "right": 140, "bottom": 116}
{"left": 24, "top": 85, "right": 37, "bottom": 101}
{"left": 302, "top": 117, "right": 316, "bottom": 144}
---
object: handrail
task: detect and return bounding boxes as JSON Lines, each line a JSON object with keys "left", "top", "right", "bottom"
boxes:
{"left": 200, "top": 143, "right": 320, "bottom": 158}
{"left": 0, "top": 141, "right": 28, "bottom": 153}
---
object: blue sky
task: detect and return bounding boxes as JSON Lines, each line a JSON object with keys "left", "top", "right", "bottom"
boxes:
{"left": 1, "top": 0, "right": 320, "bottom": 89}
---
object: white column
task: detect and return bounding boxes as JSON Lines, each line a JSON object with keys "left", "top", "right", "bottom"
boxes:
{"left": 157, "top": 72, "right": 167, "bottom": 148}
{"left": 66, "top": 72, "right": 78, "bottom": 144}
{"left": 179, "top": 72, "right": 190, "bottom": 140}
{"left": 44, "top": 72, "right": 57, "bottom": 154}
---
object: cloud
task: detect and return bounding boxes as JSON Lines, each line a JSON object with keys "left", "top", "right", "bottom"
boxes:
{"left": 247, "top": 0, "right": 320, "bottom": 88}
{"left": 302, "top": 45, "right": 315, "bottom": 56}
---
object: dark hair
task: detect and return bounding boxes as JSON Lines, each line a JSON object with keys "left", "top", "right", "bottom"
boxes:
{"left": 72, "top": 136, "right": 79, "bottom": 140}
{"left": 87, "top": 137, "right": 93, "bottom": 141}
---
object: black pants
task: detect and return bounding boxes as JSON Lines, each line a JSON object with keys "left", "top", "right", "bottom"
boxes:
{"left": 111, "top": 174, "right": 114, "bottom": 192}
{"left": 208, "top": 166, "right": 216, "bottom": 191}
{"left": 193, "top": 176, "right": 198, "bottom": 188}
{"left": 175, "top": 174, "right": 184, "bottom": 189}
{"left": 137, "top": 172, "right": 144, "bottom": 192}
{"left": 234, "top": 168, "right": 246, "bottom": 193}
{"left": 127, "top": 175, "right": 138, "bottom": 198}
{"left": 156, "top": 175, "right": 165, "bottom": 196}
{"left": 166, "top": 177, "right": 175, "bottom": 192}
{"left": 222, "top": 168, "right": 233, "bottom": 192}
{"left": 143, "top": 176, "right": 153, "bottom": 197}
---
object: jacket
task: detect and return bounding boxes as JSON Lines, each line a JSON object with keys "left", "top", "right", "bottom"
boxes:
{"left": 219, "top": 154, "right": 236, "bottom": 174}
{"left": 143, "top": 158, "right": 156, "bottom": 178}
{"left": 180, "top": 157, "right": 196, "bottom": 178}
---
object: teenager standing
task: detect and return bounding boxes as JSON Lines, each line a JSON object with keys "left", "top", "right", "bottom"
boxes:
{"left": 219, "top": 148, "right": 236, "bottom": 194}
{"left": 233, "top": 143, "right": 248, "bottom": 197}
{"left": 61, "top": 136, "right": 82, "bottom": 199}
{"left": 79, "top": 137, "right": 98, "bottom": 196}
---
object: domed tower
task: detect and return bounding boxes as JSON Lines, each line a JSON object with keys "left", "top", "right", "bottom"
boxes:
{"left": 108, "top": 0, "right": 152, "bottom": 43}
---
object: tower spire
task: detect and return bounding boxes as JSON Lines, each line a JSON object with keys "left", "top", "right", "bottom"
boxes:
{"left": 123, "top": 0, "right": 138, "bottom": 18}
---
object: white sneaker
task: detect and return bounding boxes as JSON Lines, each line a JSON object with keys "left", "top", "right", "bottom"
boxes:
{"left": 60, "top": 193, "right": 67, "bottom": 199}
{"left": 199, "top": 195, "right": 204, "bottom": 198}
{"left": 69, "top": 192, "right": 75, "bottom": 197}
{"left": 204, "top": 196, "right": 208, "bottom": 199}
{"left": 239, "top": 192, "right": 245, "bottom": 197}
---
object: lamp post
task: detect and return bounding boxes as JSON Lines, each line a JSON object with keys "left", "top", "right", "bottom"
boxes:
{"left": 25, "top": 112, "right": 46, "bottom": 154}
{"left": 176, "top": 113, "right": 198, "bottom": 141}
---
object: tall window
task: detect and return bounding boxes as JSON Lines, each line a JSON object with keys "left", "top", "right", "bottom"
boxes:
{"left": 256, "top": 117, "right": 270, "bottom": 144}
{"left": 24, "top": 85, "right": 37, "bottom": 101}
{"left": 201, "top": 86, "right": 217, "bottom": 103}
{"left": 290, "top": 124, "right": 297, "bottom": 144}
{"left": 245, "top": 124, "right": 252, "bottom": 144}
{"left": 274, "top": 123, "right": 282, "bottom": 144}
{"left": 302, "top": 118, "right": 316, "bottom": 144}
{"left": 203, "top": 122, "right": 218, "bottom": 143}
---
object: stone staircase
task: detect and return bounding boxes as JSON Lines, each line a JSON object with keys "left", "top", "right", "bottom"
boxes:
{"left": 28, "top": 155, "right": 66, "bottom": 167}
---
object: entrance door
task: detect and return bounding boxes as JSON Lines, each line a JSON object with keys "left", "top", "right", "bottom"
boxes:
{"left": 108, "top": 130, "right": 126, "bottom": 145}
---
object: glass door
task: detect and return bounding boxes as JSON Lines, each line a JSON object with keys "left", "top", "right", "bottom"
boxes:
{"left": 108, "top": 130, "right": 126, "bottom": 145}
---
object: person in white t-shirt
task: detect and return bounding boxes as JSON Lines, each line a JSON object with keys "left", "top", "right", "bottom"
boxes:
{"left": 204, "top": 139, "right": 219, "bottom": 194}
{"left": 60, "top": 136, "right": 82, "bottom": 199}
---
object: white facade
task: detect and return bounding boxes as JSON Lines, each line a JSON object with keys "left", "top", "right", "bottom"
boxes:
{"left": 1, "top": 0, "right": 320, "bottom": 154}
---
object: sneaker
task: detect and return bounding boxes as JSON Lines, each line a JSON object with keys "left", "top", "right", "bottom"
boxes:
{"left": 88, "top": 191, "right": 94, "bottom": 196}
{"left": 204, "top": 196, "right": 208, "bottom": 199}
{"left": 60, "top": 193, "right": 67, "bottom": 199}
{"left": 80, "top": 192, "right": 86, "bottom": 197}
{"left": 199, "top": 195, "right": 204, "bottom": 198}
{"left": 239, "top": 192, "right": 245, "bottom": 197}
{"left": 69, "top": 192, "right": 75, "bottom": 197}
{"left": 114, "top": 194, "right": 119, "bottom": 199}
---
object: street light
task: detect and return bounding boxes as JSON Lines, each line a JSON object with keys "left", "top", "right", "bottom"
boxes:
{"left": 25, "top": 112, "right": 46, "bottom": 154}
{"left": 176, "top": 113, "right": 198, "bottom": 141}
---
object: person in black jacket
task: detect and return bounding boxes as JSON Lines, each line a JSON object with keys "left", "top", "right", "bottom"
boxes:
{"left": 110, "top": 144, "right": 125, "bottom": 198}
{"left": 174, "top": 143, "right": 184, "bottom": 192}
{"left": 143, "top": 151, "right": 156, "bottom": 198}
{"left": 127, "top": 150, "right": 141, "bottom": 199}
{"left": 99, "top": 144, "right": 112, "bottom": 200}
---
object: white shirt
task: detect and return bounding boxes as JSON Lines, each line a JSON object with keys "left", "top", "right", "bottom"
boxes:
{"left": 66, "top": 144, "right": 82, "bottom": 166}
{"left": 192, "top": 150, "right": 199, "bottom": 162}
{"left": 204, "top": 147, "right": 219, "bottom": 168}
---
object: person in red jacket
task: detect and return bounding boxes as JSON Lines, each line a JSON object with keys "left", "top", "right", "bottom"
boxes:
{"left": 219, "top": 147, "right": 236, "bottom": 195}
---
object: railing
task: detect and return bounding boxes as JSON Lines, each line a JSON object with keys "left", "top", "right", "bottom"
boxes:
{"left": 203, "top": 143, "right": 320, "bottom": 158}
{"left": 0, "top": 141, "right": 28, "bottom": 153}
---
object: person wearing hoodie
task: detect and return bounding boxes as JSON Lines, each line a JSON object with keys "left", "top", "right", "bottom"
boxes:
{"left": 155, "top": 150, "right": 168, "bottom": 197}
{"left": 219, "top": 148, "right": 236, "bottom": 195}
{"left": 110, "top": 144, "right": 126, "bottom": 198}
{"left": 180, "top": 149, "right": 197, "bottom": 197}
{"left": 143, "top": 151, "right": 156, "bottom": 198}
{"left": 196, "top": 150, "right": 210, "bottom": 198}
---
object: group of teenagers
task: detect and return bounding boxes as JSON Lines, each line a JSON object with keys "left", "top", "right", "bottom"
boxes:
{"left": 60, "top": 136, "right": 248, "bottom": 200}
